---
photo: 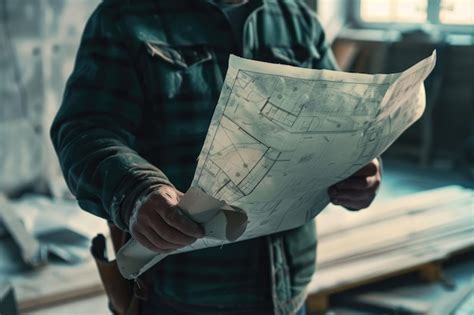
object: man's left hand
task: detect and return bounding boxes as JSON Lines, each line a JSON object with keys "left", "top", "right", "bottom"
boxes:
{"left": 328, "top": 158, "right": 381, "bottom": 211}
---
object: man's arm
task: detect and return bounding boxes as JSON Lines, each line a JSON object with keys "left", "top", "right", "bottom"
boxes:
{"left": 50, "top": 6, "right": 203, "bottom": 250}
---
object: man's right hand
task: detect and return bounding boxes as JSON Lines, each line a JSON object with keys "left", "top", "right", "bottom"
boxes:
{"left": 129, "top": 185, "right": 204, "bottom": 253}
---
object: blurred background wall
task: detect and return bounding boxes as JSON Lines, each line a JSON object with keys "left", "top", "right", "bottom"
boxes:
{"left": 0, "top": 0, "right": 100, "bottom": 197}
{"left": 316, "top": 0, "right": 474, "bottom": 174}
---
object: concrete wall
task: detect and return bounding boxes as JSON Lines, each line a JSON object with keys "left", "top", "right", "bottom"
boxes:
{"left": 0, "top": 0, "right": 100, "bottom": 195}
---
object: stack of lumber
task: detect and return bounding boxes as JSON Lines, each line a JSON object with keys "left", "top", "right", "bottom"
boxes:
{"left": 0, "top": 196, "right": 109, "bottom": 312}
{"left": 308, "top": 185, "right": 474, "bottom": 297}
{"left": 11, "top": 260, "right": 104, "bottom": 312}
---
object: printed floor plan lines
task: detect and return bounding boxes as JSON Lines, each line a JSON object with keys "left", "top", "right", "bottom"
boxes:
{"left": 116, "top": 52, "right": 436, "bottom": 278}
{"left": 191, "top": 51, "right": 435, "bottom": 247}
{"left": 200, "top": 115, "right": 285, "bottom": 202}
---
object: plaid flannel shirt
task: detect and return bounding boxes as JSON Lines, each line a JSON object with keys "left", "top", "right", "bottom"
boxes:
{"left": 51, "top": 0, "right": 339, "bottom": 314}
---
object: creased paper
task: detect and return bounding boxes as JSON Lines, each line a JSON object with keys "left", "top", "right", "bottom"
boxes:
{"left": 117, "top": 51, "right": 437, "bottom": 279}
{"left": 178, "top": 187, "right": 248, "bottom": 242}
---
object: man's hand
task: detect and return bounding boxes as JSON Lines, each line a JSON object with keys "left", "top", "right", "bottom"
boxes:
{"left": 328, "top": 159, "right": 381, "bottom": 211}
{"left": 130, "top": 185, "right": 204, "bottom": 253}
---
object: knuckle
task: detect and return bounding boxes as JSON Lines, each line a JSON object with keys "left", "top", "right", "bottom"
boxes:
{"left": 160, "top": 207, "right": 172, "bottom": 217}
{"left": 159, "top": 229, "right": 172, "bottom": 241}
{"left": 370, "top": 160, "right": 377, "bottom": 169}
{"left": 374, "top": 180, "right": 381, "bottom": 189}
{"left": 162, "top": 208, "right": 175, "bottom": 222}
{"left": 362, "top": 200, "right": 372, "bottom": 208}
{"left": 182, "top": 236, "right": 196, "bottom": 245}
{"left": 136, "top": 209, "right": 145, "bottom": 220}
{"left": 361, "top": 177, "right": 370, "bottom": 187}
{"left": 130, "top": 225, "right": 139, "bottom": 236}
{"left": 144, "top": 193, "right": 161, "bottom": 207}
{"left": 132, "top": 223, "right": 146, "bottom": 236}
{"left": 337, "top": 181, "right": 346, "bottom": 189}
{"left": 137, "top": 212, "right": 148, "bottom": 225}
{"left": 138, "top": 239, "right": 156, "bottom": 252}
{"left": 154, "top": 237, "right": 171, "bottom": 250}
{"left": 337, "top": 200, "right": 348, "bottom": 207}
{"left": 183, "top": 219, "right": 198, "bottom": 232}
{"left": 148, "top": 194, "right": 170, "bottom": 211}
{"left": 143, "top": 244, "right": 156, "bottom": 252}
{"left": 168, "top": 210, "right": 180, "bottom": 223}
{"left": 346, "top": 202, "right": 357, "bottom": 209}
{"left": 341, "top": 192, "right": 354, "bottom": 199}
{"left": 344, "top": 204, "right": 359, "bottom": 211}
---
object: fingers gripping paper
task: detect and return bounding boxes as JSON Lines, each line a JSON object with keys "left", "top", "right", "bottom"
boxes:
{"left": 178, "top": 187, "right": 248, "bottom": 242}
{"left": 117, "top": 51, "right": 437, "bottom": 279}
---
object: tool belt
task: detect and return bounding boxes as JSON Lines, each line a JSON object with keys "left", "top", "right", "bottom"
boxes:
{"left": 90, "top": 224, "right": 150, "bottom": 315}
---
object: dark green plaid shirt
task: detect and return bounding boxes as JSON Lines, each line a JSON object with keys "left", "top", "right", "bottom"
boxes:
{"left": 51, "top": 0, "right": 338, "bottom": 313}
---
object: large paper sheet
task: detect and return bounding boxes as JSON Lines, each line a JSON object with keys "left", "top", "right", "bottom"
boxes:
{"left": 117, "top": 51, "right": 437, "bottom": 279}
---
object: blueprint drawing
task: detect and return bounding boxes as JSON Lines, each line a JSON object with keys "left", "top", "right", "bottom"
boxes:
{"left": 117, "top": 51, "right": 437, "bottom": 278}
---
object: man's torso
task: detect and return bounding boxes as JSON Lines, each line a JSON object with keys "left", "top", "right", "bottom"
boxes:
{"left": 95, "top": 0, "right": 330, "bottom": 311}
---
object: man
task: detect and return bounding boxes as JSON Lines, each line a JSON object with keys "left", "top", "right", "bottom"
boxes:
{"left": 51, "top": 0, "right": 381, "bottom": 314}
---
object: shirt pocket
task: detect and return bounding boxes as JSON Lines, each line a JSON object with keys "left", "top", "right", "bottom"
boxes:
{"left": 143, "top": 42, "right": 213, "bottom": 98}
{"left": 141, "top": 41, "right": 216, "bottom": 138}
{"left": 146, "top": 42, "right": 212, "bottom": 70}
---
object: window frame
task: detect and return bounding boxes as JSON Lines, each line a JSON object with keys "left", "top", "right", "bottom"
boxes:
{"left": 348, "top": 0, "right": 474, "bottom": 34}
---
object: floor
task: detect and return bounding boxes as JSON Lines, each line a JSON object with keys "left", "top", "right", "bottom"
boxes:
{"left": 26, "top": 294, "right": 109, "bottom": 315}
{"left": 21, "top": 160, "right": 474, "bottom": 314}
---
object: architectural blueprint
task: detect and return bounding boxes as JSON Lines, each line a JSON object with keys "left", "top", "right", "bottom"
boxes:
{"left": 117, "top": 51, "right": 437, "bottom": 279}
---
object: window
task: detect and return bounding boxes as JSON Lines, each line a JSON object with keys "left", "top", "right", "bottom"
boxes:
{"left": 361, "top": 0, "right": 427, "bottom": 23}
{"left": 440, "top": 0, "right": 474, "bottom": 24}
{"left": 358, "top": 0, "right": 474, "bottom": 26}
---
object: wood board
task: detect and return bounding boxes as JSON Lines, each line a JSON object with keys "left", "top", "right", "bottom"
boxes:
{"left": 307, "top": 186, "right": 474, "bottom": 312}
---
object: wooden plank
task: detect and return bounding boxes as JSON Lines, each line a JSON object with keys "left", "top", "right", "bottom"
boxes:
{"left": 311, "top": 228, "right": 473, "bottom": 293}
{"left": 0, "top": 203, "right": 45, "bottom": 267}
{"left": 310, "top": 247, "right": 471, "bottom": 304}
{"left": 317, "top": 186, "right": 471, "bottom": 237}
{"left": 0, "top": 283, "right": 19, "bottom": 315}
{"left": 338, "top": 271, "right": 474, "bottom": 315}
{"left": 306, "top": 293, "right": 328, "bottom": 314}
{"left": 306, "top": 186, "right": 474, "bottom": 312}
{"left": 417, "top": 262, "right": 443, "bottom": 282}
{"left": 12, "top": 260, "right": 104, "bottom": 312}
{"left": 317, "top": 207, "right": 473, "bottom": 267}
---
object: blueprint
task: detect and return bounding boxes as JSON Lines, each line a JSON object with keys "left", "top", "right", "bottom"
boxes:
{"left": 117, "top": 51, "right": 437, "bottom": 279}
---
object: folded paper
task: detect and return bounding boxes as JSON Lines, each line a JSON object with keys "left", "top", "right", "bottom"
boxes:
{"left": 117, "top": 51, "right": 437, "bottom": 279}
{"left": 178, "top": 187, "right": 248, "bottom": 242}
